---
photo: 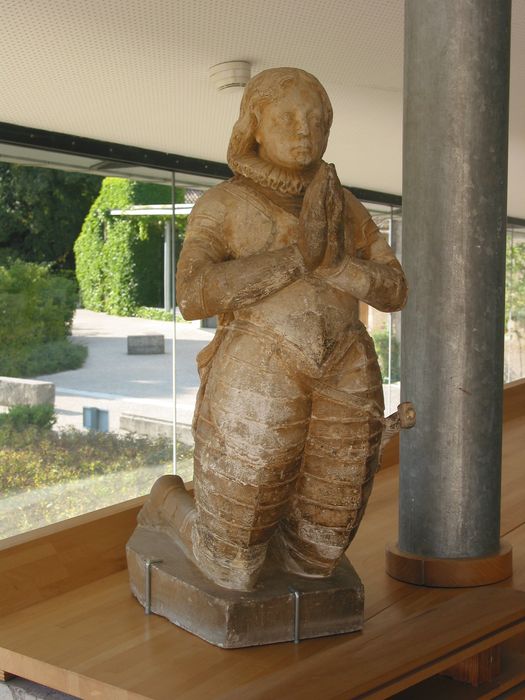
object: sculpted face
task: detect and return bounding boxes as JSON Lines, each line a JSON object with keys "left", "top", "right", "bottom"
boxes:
{"left": 255, "top": 83, "right": 329, "bottom": 170}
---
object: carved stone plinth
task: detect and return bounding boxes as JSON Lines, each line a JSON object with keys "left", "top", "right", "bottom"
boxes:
{"left": 127, "top": 526, "right": 364, "bottom": 648}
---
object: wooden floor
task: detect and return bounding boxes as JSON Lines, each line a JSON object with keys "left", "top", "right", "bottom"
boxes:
{"left": 0, "top": 381, "right": 524, "bottom": 699}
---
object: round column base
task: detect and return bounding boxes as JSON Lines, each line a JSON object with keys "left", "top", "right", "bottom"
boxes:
{"left": 385, "top": 541, "right": 513, "bottom": 588}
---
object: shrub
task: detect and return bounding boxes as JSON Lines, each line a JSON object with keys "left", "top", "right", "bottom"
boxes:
{"left": 371, "top": 329, "right": 400, "bottom": 383}
{"left": 0, "top": 248, "right": 20, "bottom": 267}
{"left": 135, "top": 306, "right": 174, "bottom": 321}
{"left": 0, "top": 260, "right": 78, "bottom": 346}
{"left": 0, "top": 260, "right": 86, "bottom": 377}
{"left": 0, "top": 339, "right": 88, "bottom": 377}
{"left": 0, "top": 428, "right": 172, "bottom": 495}
{"left": 75, "top": 178, "right": 186, "bottom": 316}
{"left": 0, "top": 404, "right": 56, "bottom": 434}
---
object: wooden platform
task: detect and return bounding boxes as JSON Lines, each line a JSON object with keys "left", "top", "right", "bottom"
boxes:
{"left": 0, "top": 379, "right": 524, "bottom": 699}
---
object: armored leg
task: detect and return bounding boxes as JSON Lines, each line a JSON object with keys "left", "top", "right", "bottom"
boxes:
{"left": 276, "top": 330, "right": 385, "bottom": 576}
{"left": 192, "top": 328, "right": 310, "bottom": 590}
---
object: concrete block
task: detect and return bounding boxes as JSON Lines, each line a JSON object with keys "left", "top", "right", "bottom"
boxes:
{"left": 0, "top": 377, "right": 55, "bottom": 407}
{"left": 127, "top": 335, "right": 164, "bottom": 355}
{"left": 120, "top": 413, "right": 173, "bottom": 438}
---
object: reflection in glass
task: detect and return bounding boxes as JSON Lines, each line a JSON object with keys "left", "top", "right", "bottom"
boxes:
{"left": 367, "top": 206, "right": 402, "bottom": 415}
{"left": 505, "top": 225, "right": 525, "bottom": 383}
{"left": 174, "top": 187, "right": 209, "bottom": 483}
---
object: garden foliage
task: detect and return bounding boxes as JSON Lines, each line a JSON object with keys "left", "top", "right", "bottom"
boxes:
{"left": 0, "top": 403, "right": 56, "bottom": 433}
{"left": 0, "top": 259, "right": 86, "bottom": 376}
{"left": 371, "top": 329, "right": 401, "bottom": 383}
{"left": 0, "top": 427, "right": 172, "bottom": 494}
{"left": 0, "top": 163, "right": 101, "bottom": 269}
{"left": 506, "top": 239, "right": 525, "bottom": 329}
{"left": 74, "top": 178, "right": 186, "bottom": 316}
{"left": 0, "top": 427, "right": 177, "bottom": 539}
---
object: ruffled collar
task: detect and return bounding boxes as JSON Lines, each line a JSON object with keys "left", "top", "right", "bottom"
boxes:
{"left": 228, "top": 153, "right": 322, "bottom": 196}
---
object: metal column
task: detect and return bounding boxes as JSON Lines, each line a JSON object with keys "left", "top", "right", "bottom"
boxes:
{"left": 396, "top": 1, "right": 511, "bottom": 566}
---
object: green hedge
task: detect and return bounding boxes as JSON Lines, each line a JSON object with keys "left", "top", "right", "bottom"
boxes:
{"left": 0, "top": 427, "right": 172, "bottom": 495}
{"left": 0, "top": 260, "right": 86, "bottom": 377}
{"left": 371, "top": 329, "right": 401, "bottom": 383}
{"left": 0, "top": 260, "right": 77, "bottom": 344}
{"left": 0, "top": 404, "right": 56, "bottom": 433}
{"left": 0, "top": 339, "right": 87, "bottom": 377}
{"left": 75, "top": 178, "right": 185, "bottom": 316}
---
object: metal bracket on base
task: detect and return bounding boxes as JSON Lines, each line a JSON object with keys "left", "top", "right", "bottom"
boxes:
{"left": 289, "top": 587, "right": 301, "bottom": 644}
{"left": 144, "top": 558, "right": 163, "bottom": 615}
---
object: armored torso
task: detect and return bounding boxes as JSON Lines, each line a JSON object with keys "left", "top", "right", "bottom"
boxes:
{"left": 192, "top": 177, "right": 362, "bottom": 372}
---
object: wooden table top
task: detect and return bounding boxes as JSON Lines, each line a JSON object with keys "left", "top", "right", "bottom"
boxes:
{"left": 0, "top": 380, "right": 523, "bottom": 699}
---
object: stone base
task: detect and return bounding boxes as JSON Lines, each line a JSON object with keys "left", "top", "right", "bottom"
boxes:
{"left": 127, "top": 526, "right": 364, "bottom": 648}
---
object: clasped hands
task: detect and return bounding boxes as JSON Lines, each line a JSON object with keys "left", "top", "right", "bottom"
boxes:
{"left": 296, "top": 162, "right": 346, "bottom": 274}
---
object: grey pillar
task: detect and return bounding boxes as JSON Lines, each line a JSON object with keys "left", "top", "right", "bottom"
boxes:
{"left": 399, "top": 0, "right": 511, "bottom": 559}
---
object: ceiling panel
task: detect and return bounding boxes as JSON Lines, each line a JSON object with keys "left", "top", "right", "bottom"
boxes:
{"left": 0, "top": 0, "right": 523, "bottom": 215}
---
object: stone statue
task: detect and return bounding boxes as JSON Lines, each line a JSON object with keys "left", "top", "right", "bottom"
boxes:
{"left": 128, "top": 67, "right": 409, "bottom": 645}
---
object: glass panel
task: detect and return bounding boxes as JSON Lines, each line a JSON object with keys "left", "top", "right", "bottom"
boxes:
{"left": 0, "top": 163, "right": 177, "bottom": 539}
{"left": 505, "top": 225, "right": 525, "bottom": 382}
{"left": 174, "top": 187, "right": 208, "bottom": 483}
{"left": 4, "top": 146, "right": 520, "bottom": 544}
{"left": 367, "top": 205, "right": 403, "bottom": 416}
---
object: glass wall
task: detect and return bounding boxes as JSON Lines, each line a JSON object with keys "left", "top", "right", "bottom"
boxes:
{"left": 174, "top": 187, "right": 207, "bottom": 482}
{"left": 1, "top": 153, "right": 523, "bottom": 541}
{"left": 0, "top": 162, "right": 179, "bottom": 539}
{"left": 362, "top": 208, "right": 525, "bottom": 418}
{"left": 175, "top": 200, "right": 525, "bottom": 485}
{"left": 505, "top": 224, "right": 525, "bottom": 383}
{"left": 367, "top": 205, "right": 403, "bottom": 416}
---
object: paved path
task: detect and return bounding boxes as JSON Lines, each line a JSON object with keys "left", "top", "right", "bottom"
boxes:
{"left": 37, "top": 310, "right": 401, "bottom": 432}
{"left": 37, "top": 309, "right": 215, "bottom": 433}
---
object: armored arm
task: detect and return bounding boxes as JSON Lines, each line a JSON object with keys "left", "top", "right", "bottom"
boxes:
{"left": 317, "top": 191, "right": 408, "bottom": 312}
{"left": 176, "top": 192, "right": 307, "bottom": 321}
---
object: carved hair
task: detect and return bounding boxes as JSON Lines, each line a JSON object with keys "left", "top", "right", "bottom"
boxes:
{"left": 227, "top": 67, "right": 333, "bottom": 169}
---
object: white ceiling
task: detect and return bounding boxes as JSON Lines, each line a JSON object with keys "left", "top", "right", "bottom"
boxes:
{"left": 0, "top": 0, "right": 524, "bottom": 216}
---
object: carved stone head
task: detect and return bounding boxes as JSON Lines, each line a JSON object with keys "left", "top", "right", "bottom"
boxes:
{"left": 227, "top": 67, "right": 333, "bottom": 178}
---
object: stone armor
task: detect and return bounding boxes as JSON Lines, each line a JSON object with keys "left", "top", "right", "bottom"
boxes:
{"left": 136, "top": 67, "right": 408, "bottom": 594}
{"left": 170, "top": 172, "right": 407, "bottom": 590}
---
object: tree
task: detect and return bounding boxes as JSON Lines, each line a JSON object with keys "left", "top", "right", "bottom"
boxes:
{"left": 0, "top": 163, "right": 102, "bottom": 268}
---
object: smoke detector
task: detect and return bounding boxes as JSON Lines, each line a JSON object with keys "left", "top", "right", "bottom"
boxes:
{"left": 209, "top": 61, "right": 251, "bottom": 91}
